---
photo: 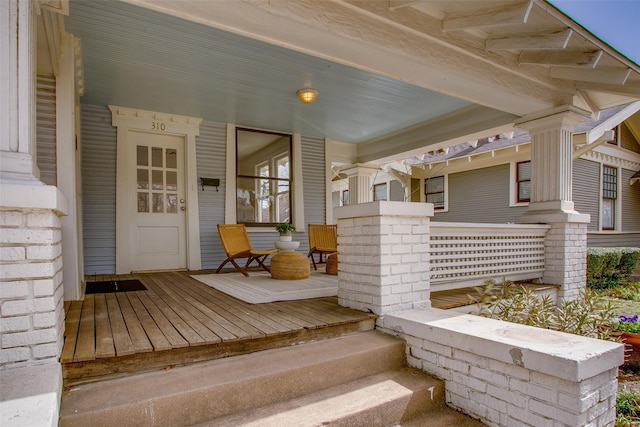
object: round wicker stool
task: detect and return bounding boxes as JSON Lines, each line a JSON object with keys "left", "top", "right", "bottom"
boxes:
{"left": 325, "top": 253, "right": 338, "bottom": 275}
{"left": 270, "top": 251, "right": 310, "bottom": 280}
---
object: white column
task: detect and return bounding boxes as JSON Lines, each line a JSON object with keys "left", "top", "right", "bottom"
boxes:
{"left": 341, "top": 164, "right": 380, "bottom": 205}
{"left": 0, "top": 0, "right": 41, "bottom": 183}
{"left": 516, "top": 106, "right": 591, "bottom": 300}
{"left": 335, "top": 201, "right": 433, "bottom": 316}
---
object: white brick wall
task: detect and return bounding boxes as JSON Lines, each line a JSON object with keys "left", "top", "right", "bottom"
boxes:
{"left": 0, "top": 209, "right": 65, "bottom": 367}
{"left": 380, "top": 308, "right": 623, "bottom": 427}
{"left": 334, "top": 201, "right": 433, "bottom": 315}
{"left": 543, "top": 222, "right": 588, "bottom": 301}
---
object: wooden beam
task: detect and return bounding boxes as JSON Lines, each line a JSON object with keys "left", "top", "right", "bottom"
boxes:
{"left": 575, "top": 81, "right": 640, "bottom": 97}
{"left": 518, "top": 50, "right": 602, "bottom": 67}
{"left": 388, "top": 0, "right": 422, "bottom": 11}
{"left": 550, "top": 67, "right": 632, "bottom": 85}
{"left": 486, "top": 29, "right": 572, "bottom": 51}
{"left": 442, "top": 1, "right": 533, "bottom": 32}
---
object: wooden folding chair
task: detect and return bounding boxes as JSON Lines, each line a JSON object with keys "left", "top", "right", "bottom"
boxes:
{"left": 216, "top": 224, "right": 278, "bottom": 276}
{"left": 307, "top": 224, "right": 337, "bottom": 270}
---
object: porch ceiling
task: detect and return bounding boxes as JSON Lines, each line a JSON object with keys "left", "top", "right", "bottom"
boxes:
{"left": 63, "top": 0, "right": 640, "bottom": 162}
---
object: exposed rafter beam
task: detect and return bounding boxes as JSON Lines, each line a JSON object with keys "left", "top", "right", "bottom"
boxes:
{"left": 576, "top": 81, "right": 640, "bottom": 97}
{"left": 486, "top": 28, "right": 572, "bottom": 51}
{"left": 550, "top": 67, "right": 632, "bottom": 85}
{"left": 572, "top": 130, "right": 615, "bottom": 159}
{"left": 388, "top": 0, "right": 422, "bottom": 11}
{"left": 442, "top": 1, "right": 533, "bottom": 32}
{"left": 518, "top": 50, "right": 602, "bottom": 67}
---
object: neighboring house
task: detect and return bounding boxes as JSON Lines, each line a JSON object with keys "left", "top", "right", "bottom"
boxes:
{"left": 400, "top": 102, "right": 640, "bottom": 248}
{"left": 3, "top": 0, "right": 640, "bottom": 425}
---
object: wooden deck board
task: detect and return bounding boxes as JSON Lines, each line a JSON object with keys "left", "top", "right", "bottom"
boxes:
{"left": 115, "top": 293, "right": 154, "bottom": 353}
{"left": 94, "top": 294, "right": 116, "bottom": 358}
{"left": 74, "top": 295, "right": 96, "bottom": 362}
{"left": 105, "top": 293, "right": 135, "bottom": 356}
{"left": 62, "top": 271, "right": 377, "bottom": 385}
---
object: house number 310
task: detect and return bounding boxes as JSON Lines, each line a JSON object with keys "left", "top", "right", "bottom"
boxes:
{"left": 151, "top": 121, "right": 166, "bottom": 131}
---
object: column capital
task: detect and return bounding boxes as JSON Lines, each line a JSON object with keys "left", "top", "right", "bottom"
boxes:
{"left": 514, "top": 105, "right": 592, "bottom": 133}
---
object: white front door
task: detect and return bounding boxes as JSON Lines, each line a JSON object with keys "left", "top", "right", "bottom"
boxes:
{"left": 130, "top": 131, "right": 187, "bottom": 271}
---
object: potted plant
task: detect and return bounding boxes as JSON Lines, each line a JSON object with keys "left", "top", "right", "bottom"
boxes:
{"left": 275, "top": 222, "right": 296, "bottom": 242}
{"left": 613, "top": 315, "right": 640, "bottom": 346}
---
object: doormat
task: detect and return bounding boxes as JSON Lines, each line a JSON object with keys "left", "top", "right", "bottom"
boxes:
{"left": 85, "top": 279, "right": 147, "bottom": 294}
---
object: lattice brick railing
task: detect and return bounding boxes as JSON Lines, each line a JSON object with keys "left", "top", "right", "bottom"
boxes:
{"left": 429, "top": 222, "right": 550, "bottom": 291}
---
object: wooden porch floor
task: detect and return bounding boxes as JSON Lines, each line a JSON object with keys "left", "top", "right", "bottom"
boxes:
{"left": 62, "top": 270, "right": 376, "bottom": 385}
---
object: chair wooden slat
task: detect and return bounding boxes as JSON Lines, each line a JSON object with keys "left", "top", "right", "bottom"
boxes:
{"left": 216, "top": 224, "right": 278, "bottom": 276}
{"left": 307, "top": 224, "right": 337, "bottom": 270}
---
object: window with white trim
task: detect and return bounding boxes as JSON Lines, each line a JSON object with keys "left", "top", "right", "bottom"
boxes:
{"left": 236, "top": 128, "right": 292, "bottom": 226}
{"left": 425, "top": 176, "right": 445, "bottom": 210}
{"left": 516, "top": 161, "right": 531, "bottom": 203}
{"left": 601, "top": 165, "right": 617, "bottom": 230}
{"left": 373, "top": 183, "right": 387, "bottom": 201}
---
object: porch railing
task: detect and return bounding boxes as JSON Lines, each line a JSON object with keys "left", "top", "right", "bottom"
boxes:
{"left": 429, "top": 222, "right": 550, "bottom": 292}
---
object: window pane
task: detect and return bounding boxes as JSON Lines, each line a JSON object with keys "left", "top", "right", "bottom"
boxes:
{"left": 601, "top": 198, "right": 614, "bottom": 229}
{"left": 517, "top": 161, "right": 531, "bottom": 180}
{"left": 427, "top": 192, "right": 444, "bottom": 207}
{"left": 166, "top": 194, "right": 178, "bottom": 213}
{"left": 342, "top": 190, "right": 349, "bottom": 206}
{"left": 166, "top": 149, "right": 177, "bottom": 169}
{"left": 152, "top": 193, "right": 164, "bottom": 213}
{"left": 137, "top": 169, "right": 149, "bottom": 189}
{"left": 374, "top": 183, "right": 387, "bottom": 201}
{"left": 277, "top": 156, "right": 290, "bottom": 179}
{"left": 152, "top": 170, "right": 163, "bottom": 190}
{"left": 426, "top": 177, "right": 444, "bottom": 193}
{"left": 166, "top": 171, "right": 177, "bottom": 191}
{"left": 137, "top": 146, "right": 148, "bottom": 166}
{"left": 137, "top": 192, "right": 148, "bottom": 212}
{"left": 152, "top": 147, "right": 163, "bottom": 167}
{"left": 518, "top": 181, "right": 531, "bottom": 201}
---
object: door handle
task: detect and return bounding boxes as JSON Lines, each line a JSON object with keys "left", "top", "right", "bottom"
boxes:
{"left": 181, "top": 206, "right": 186, "bottom": 211}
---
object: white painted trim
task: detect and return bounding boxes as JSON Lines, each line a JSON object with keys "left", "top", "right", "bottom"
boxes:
{"left": 57, "top": 32, "right": 82, "bottom": 300}
{"left": 110, "top": 105, "right": 202, "bottom": 273}
{"left": 0, "top": 183, "right": 68, "bottom": 214}
{"left": 292, "top": 133, "right": 304, "bottom": 232}
{"left": 224, "top": 124, "right": 237, "bottom": 224}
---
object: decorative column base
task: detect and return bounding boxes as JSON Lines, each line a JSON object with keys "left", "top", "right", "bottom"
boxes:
{"left": 334, "top": 201, "right": 433, "bottom": 316}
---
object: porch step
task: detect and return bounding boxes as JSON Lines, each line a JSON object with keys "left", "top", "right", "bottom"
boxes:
{"left": 59, "top": 331, "right": 483, "bottom": 426}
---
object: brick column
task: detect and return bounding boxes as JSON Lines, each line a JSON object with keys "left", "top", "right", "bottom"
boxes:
{"left": 334, "top": 201, "right": 433, "bottom": 316}
{"left": 516, "top": 106, "right": 591, "bottom": 300}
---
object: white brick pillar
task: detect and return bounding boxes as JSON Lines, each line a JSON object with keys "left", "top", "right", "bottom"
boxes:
{"left": 334, "top": 201, "right": 433, "bottom": 316}
{"left": 516, "top": 106, "right": 591, "bottom": 300}
{"left": 341, "top": 164, "right": 380, "bottom": 205}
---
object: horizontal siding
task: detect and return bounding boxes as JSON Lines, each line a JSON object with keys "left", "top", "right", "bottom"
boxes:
{"left": 620, "top": 123, "right": 640, "bottom": 154}
{"left": 587, "top": 233, "right": 640, "bottom": 247}
{"left": 196, "top": 121, "right": 228, "bottom": 269}
{"left": 81, "top": 104, "right": 117, "bottom": 275}
{"left": 36, "top": 75, "right": 57, "bottom": 186}
{"left": 572, "top": 159, "right": 600, "bottom": 232}
{"left": 622, "top": 168, "right": 640, "bottom": 232}
{"left": 434, "top": 164, "right": 527, "bottom": 223}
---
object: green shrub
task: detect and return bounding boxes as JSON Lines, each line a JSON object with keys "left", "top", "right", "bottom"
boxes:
{"left": 588, "top": 247, "right": 640, "bottom": 290}
{"left": 617, "top": 387, "right": 640, "bottom": 426}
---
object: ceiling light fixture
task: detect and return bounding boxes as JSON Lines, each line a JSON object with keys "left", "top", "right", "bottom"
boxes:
{"left": 296, "top": 88, "right": 318, "bottom": 104}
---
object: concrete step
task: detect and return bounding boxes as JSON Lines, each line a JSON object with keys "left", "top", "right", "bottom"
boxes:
{"left": 60, "top": 331, "right": 406, "bottom": 427}
{"left": 197, "top": 367, "right": 443, "bottom": 427}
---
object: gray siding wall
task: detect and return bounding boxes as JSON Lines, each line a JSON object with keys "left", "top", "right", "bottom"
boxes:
{"left": 588, "top": 233, "right": 640, "bottom": 247}
{"left": 620, "top": 123, "right": 640, "bottom": 154}
{"left": 573, "top": 158, "right": 600, "bottom": 232}
{"left": 81, "top": 103, "right": 325, "bottom": 273}
{"left": 36, "top": 74, "right": 57, "bottom": 186}
{"left": 81, "top": 104, "right": 117, "bottom": 275}
{"left": 433, "top": 164, "right": 527, "bottom": 223}
{"left": 622, "top": 168, "right": 640, "bottom": 232}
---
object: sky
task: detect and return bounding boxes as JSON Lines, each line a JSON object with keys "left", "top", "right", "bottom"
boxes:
{"left": 549, "top": 0, "right": 640, "bottom": 66}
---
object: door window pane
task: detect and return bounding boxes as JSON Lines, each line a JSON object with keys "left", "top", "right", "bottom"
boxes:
{"left": 166, "top": 148, "right": 177, "bottom": 169}
{"left": 152, "top": 170, "right": 163, "bottom": 190}
{"left": 137, "top": 169, "right": 149, "bottom": 189}
{"left": 152, "top": 193, "right": 164, "bottom": 213}
{"left": 137, "top": 192, "right": 149, "bottom": 212}
{"left": 166, "top": 194, "right": 178, "bottom": 213}
{"left": 166, "top": 171, "right": 177, "bottom": 191}
{"left": 137, "top": 146, "right": 148, "bottom": 166}
{"left": 152, "top": 147, "right": 163, "bottom": 167}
